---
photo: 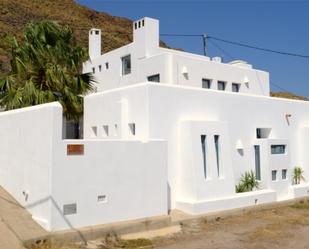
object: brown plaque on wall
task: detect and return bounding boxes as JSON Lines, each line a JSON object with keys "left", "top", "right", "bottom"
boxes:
{"left": 67, "top": 144, "right": 84, "bottom": 155}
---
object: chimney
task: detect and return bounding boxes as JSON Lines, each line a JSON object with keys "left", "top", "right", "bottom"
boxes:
{"left": 133, "top": 17, "right": 159, "bottom": 58}
{"left": 89, "top": 28, "right": 101, "bottom": 60}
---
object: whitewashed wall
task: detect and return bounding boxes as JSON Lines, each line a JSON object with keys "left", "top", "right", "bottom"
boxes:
{"left": 0, "top": 102, "right": 167, "bottom": 231}
{"left": 83, "top": 17, "right": 270, "bottom": 96}
{"left": 50, "top": 139, "right": 167, "bottom": 231}
{"left": 84, "top": 83, "right": 309, "bottom": 214}
{"left": 0, "top": 103, "right": 62, "bottom": 230}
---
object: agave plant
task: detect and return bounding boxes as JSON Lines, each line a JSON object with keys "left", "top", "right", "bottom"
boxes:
{"left": 235, "top": 170, "right": 259, "bottom": 193}
{"left": 293, "top": 167, "right": 305, "bottom": 185}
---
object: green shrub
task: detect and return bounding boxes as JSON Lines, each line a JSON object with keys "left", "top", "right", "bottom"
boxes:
{"left": 293, "top": 167, "right": 305, "bottom": 185}
{"left": 236, "top": 170, "right": 259, "bottom": 193}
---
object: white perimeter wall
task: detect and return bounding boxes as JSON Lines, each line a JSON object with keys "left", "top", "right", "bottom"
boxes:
{"left": 51, "top": 139, "right": 167, "bottom": 230}
{"left": 0, "top": 102, "right": 167, "bottom": 231}
{"left": 0, "top": 103, "right": 62, "bottom": 230}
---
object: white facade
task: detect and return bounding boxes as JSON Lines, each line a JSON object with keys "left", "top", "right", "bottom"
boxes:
{"left": 0, "top": 17, "right": 309, "bottom": 231}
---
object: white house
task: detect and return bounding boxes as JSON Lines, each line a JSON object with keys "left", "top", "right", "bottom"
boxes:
{"left": 0, "top": 17, "right": 309, "bottom": 232}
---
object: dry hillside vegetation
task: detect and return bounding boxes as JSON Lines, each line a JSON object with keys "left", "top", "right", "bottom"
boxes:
{"left": 0, "top": 0, "right": 167, "bottom": 75}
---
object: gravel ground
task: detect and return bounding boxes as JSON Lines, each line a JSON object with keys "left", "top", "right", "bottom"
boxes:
{"left": 27, "top": 199, "right": 309, "bottom": 249}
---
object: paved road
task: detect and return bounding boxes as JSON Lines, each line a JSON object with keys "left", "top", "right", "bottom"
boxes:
{"left": 0, "top": 186, "right": 47, "bottom": 249}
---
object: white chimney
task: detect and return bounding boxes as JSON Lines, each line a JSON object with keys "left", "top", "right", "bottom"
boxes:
{"left": 89, "top": 28, "right": 101, "bottom": 60}
{"left": 133, "top": 17, "right": 159, "bottom": 58}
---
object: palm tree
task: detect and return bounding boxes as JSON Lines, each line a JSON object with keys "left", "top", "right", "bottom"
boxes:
{"left": 0, "top": 21, "right": 95, "bottom": 122}
{"left": 293, "top": 167, "right": 305, "bottom": 185}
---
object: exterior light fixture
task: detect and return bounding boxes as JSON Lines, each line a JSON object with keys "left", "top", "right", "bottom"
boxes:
{"left": 285, "top": 113, "right": 292, "bottom": 125}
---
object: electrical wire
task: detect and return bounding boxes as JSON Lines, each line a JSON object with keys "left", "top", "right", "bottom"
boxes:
{"left": 207, "top": 35, "right": 309, "bottom": 59}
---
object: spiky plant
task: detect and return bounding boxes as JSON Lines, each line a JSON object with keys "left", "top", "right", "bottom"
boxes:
{"left": 236, "top": 170, "right": 259, "bottom": 193}
{"left": 293, "top": 167, "right": 305, "bottom": 185}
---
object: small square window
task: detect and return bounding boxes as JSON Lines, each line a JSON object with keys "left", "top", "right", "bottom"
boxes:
{"left": 217, "top": 81, "right": 226, "bottom": 91}
{"left": 282, "top": 169, "right": 287, "bottom": 180}
{"left": 105, "top": 62, "right": 109, "bottom": 70}
{"left": 129, "top": 123, "right": 136, "bottom": 136}
{"left": 121, "top": 55, "right": 131, "bottom": 75}
{"left": 63, "top": 203, "right": 77, "bottom": 215}
{"left": 232, "top": 83, "right": 240, "bottom": 92}
{"left": 102, "top": 125, "right": 109, "bottom": 137}
{"left": 202, "top": 78, "right": 211, "bottom": 89}
{"left": 95, "top": 30, "right": 99, "bottom": 35}
{"left": 147, "top": 74, "right": 160, "bottom": 82}
{"left": 98, "top": 65, "right": 102, "bottom": 72}
{"left": 97, "top": 195, "right": 107, "bottom": 203}
{"left": 272, "top": 170, "right": 277, "bottom": 181}
{"left": 271, "top": 145, "right": 286, "bottom": 154}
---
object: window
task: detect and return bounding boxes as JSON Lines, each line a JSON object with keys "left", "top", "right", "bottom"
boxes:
{"left": 129, "top": 123, "right": 136, "bottom": 136}
{"left": 256, "top": 128, "right": 271, "bottom": 139}
{"left": 282, "top": 169, "right": 287, "bottom": 180}
{"left": 201, "top": 135, "right": 207, "bottom": 179}
{"left": 95, "top": 30, "right": 99, "bottom": 35}
{"left": 92, "top": 67, "right": 95, "bottom": 74}
{"left": 102, "top": 125, "right": 109, "bottom": 137}
{"left": 271, "top": 145, "right": 286, "bottom": 154}
{"left": 217, "top": 81, "right": 226, "bottom": 91}
{"left": 232, "top": 83, "right": 240, "bottom": 92}
{"left": 138, "top": 21, "right": 141, "bottom": 28}
{"left": 254, "top": 145, "right": 261, "bottom": 181}
{"left": 272, "top": 170, "right": 277, "bottom": 181}
{"left": 114, "top": 124, "right": 118, "bottom": 136}
{"left": 97, "top": 195, "right": 107, "bottom": 203}
{"left": 142, "top": 19, "right": 145, "bottom": 26}
{"left": 63, "top": 203, "right": 77, "bottom": 215}
{"left": 214, "top": 135, "right": 221, "bottom": 177}
{"left": 202, "top": 79, "right": 211, "bottom": 89}
{"left": 91, "top": 126, "right": 97, "bottom": 138}
{"left": 147, "top": 74, "right": 160, "bottom": 82}
{"left": 121, "top": 55, "right": 131, "bottom": 75}
{"left": 99, "top": 65, "right": 102, "bottom": 72}
{"left": 105, "top": 62, "right": 109, "bottom": 70}
{"left": 134, "top": 22, "right": 137, "bottom": 29}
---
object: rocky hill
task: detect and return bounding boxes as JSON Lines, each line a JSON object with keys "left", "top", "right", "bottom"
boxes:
{"left": 0, "top": 0, "right": 167, "bottom": 75}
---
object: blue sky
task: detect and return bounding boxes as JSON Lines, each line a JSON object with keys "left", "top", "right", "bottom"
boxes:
{"left": 76, "top": 0, "right": 309, "bottom": 97}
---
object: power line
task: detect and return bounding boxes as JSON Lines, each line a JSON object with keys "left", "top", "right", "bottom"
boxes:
{"left": 1, "top": 18, "right": 309, "bottom": 59}
{"left": 207, "top": 36, "right": 309, "bottom": 59}
{"left": 207, "top": 39, "right": 236, "bottom": 60}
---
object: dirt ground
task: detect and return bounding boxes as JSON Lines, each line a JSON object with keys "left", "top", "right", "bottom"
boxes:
{"left": 27, "top": 199, "right": 309, "bottom": 249}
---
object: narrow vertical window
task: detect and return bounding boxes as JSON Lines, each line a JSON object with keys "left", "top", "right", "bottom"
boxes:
{"left": 121, "top": 55, "right": 131, "bottom": 75}
{"left": 129, "top": 123, "right": 136, "bottom": 136}
{"left": 98, "top": 65, "right": 102, "bottom": 72}
{"left": 254, "top": 145, "right": 261, "bottom": 180}
{"left": 201, "top": 135, "right": 207, "bottom": 179}
{"left": 214, "top": 135, "right": 221, "bottom": 177}
{"left": 282, "top": 169, "right": 287, "bottom": 180}
{"left": 272, "top": 170, "right": 277, "bottom": 181}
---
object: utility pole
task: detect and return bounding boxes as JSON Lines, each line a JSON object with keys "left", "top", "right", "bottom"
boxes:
{"left": 203, "top": 33, "right": 207, "bottom": 56}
